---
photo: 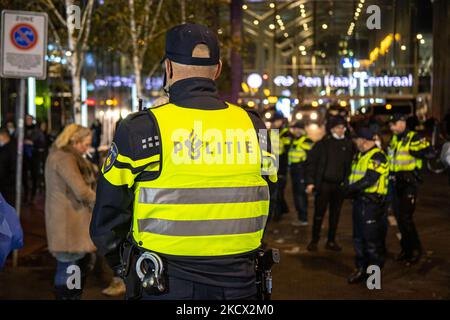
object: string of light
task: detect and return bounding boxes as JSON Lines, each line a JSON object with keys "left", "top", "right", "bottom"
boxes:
{"left": 347, "top": 0, "right": 365, "bottom": 36}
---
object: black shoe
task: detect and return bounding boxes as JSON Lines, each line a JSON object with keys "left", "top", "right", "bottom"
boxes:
{"left": 307, "top": 241, "right": 318, "bottom": 252}
{"left": 406, "top": 250, "right": 422, "bottom": 264}
{"left": 395, "top": 251, "right": 409, "bottom": 261}
{"left": 54, "top": 285, "right": 82, "bottom": 300}
{"left": 347, "top": 268, "right": 367, "bottom": 284}
{"left": 325, "top": 241, "right": 342, "bottom": 252}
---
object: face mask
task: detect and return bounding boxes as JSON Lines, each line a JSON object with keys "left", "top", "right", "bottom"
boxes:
{"left": 332, "top": 132, "right": 345, "bottom": 140}
{"left": 0, "top": 140, "right": 5, "bottom": 147}
{"left": 375, "top": 140, "right": 382, "bottom": 149}
{"left": 8, "top": 128, "right": 14, "bottom": 135}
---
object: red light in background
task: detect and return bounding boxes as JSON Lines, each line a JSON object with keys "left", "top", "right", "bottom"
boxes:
{"left": 85, "top": 98, "right": 96, "bottom": 106}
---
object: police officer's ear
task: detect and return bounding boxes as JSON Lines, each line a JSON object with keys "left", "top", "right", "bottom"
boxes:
{"left": 164, "top": 59, "right": 173, "bottom": 80}
{"left": 213, "top": 60, "right": 222, "bottom": 80}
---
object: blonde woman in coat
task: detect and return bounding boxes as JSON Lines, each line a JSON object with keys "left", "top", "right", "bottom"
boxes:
{"left": 45, "top": 124, "right": 97, "bottom": 300}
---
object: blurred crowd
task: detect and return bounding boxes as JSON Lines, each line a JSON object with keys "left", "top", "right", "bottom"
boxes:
{"left": 0, "top": 115, "right": 126, "bottom": 298}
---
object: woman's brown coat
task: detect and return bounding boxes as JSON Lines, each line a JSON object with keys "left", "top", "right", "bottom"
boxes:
{"left": 45, "top": 146, "right": 97, "bottom": 254}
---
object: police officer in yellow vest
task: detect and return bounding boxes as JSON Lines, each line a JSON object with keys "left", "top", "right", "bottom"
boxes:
{"left": 345, "top": 127, "right": 388, "bottom": 284}
{"left": 90, "top": 24, "right": 277, "bottom": 300}
{"left": 387, "top": 114, "right": 433, "bottom": 264}
{"left": 288, "top": 121, "right": 314, "bottom": 226}
{"left": 270, "top": 112, "right": 291, "bottom": 221}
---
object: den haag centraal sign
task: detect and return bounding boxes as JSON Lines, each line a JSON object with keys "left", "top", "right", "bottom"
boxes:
{"left": 273, "top": 74, "right": 413, "bottom": 90}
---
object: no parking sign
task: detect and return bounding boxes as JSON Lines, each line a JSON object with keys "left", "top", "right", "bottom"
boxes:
{"left": 1, "top": 10, "right": 48, "bottom": 79}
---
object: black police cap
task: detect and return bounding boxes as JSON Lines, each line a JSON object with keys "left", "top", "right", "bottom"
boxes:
{"left": 163, "top": 23, "right": 220, "bottom": 66}
{"left": 388, "top": 113, "right": 407, "bottom": 123}
{"left": 291, "top": 121, "right": 305, "bottom": 129}
{"left": 352, "top": 127, "right": 375, "bottom": 140}
{"left": 328, "top": 115, "right": 346, "bottom": 129}
{"left": 271, "top": 112, "right": 285, "bottom": 121}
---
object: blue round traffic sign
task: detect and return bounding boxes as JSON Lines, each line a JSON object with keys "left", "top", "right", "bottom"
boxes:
{"left": 10, "top": 23, "right": 38, "bottom": 50}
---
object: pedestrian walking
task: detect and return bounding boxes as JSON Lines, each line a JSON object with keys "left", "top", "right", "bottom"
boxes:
{"left": 45, "top": 124, "right": 97, "bottom": 299}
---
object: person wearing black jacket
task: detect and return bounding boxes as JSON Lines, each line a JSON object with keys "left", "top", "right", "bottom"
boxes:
{"left": 0, "top": 128, "right": 17, "bottom": 206}
{"left": 23, "top": 115, "right": 46, "bottom": 203}
{"left": 305, "top": 116, "right": 354, "bottom": 251}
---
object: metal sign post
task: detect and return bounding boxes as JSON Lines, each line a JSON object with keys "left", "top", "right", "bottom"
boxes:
{"left": 12, "top": 79, "right": 25, "bottom": 267}
{"left": 1, "top": 10, "right": 48, "bottom": 267}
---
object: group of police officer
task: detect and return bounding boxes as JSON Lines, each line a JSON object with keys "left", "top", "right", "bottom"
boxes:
{"left": 268, "top": 111, "right": 433, "bottom": 284}
{"left": 88, "top": 24, "right": 434, "bottom": 300}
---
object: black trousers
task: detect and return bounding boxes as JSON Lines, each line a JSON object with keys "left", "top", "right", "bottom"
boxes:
{"left": 290, "top": 167, "right": 308, "bottom": 222}
{"left": 54, "top": 254, "right": 91, "bottom": 300}
{"left": 137, "top": 276, "right": 257, "bottom": 300}
{"left": 23, "top": 155, "right": 40, "bottom": 201}
{"left": 392, "top": 183, "right": 421, "bottom": 256}
{"left": 311, "top": 182, "right": 344, "bottom": 242}
{"left": 277, "top": 174, "right": 289, "bottom": 215}
{"left": 352, "top": 197, "right": 386, "bottom": 269}
{"left": 270, "top": 174, "right": 288, "bottom": 221}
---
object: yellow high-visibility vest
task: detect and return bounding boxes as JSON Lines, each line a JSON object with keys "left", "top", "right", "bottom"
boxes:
{"left": 388, "top": 131, "right": 429, "bottom": 172}
{"left": 349, "top": 147, "right": 389, "bottom": 195}
{"left": 271, "top": 127, "right": 290, "bottom": 156}
{"left": 131, "top": 103, "right": 272, "bottom": 256}
{"left": 288, "top": 135, "right": 312, "bottom": 165}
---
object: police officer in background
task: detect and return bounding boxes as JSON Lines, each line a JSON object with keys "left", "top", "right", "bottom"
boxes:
{"left": 345, "top": 127, "right": 389, "bottom": 284}
{"left": 305, "top": 116, "right": 354, "bottom": 252}
{"left": 270, "top": 112, "right": 291, "bottom": 221}
{"left": 288, "top": 121, "right": 314, "bottom": 226}
{"left": 387, "top": 114, "right": 433, "bottom": 264}
{"left": 90, "top": 23, "right": 277, "bottom": 300}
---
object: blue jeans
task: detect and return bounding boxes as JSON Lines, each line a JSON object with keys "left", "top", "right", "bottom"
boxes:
{"left": 53, "top": 253, "right": 87, "bottom": 300}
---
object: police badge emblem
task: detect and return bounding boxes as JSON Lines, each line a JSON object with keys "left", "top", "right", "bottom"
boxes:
{"left": 103, "top": 142, "right": 118, "bottom": 173}
{"left": 372, "top": 160, "right": 380, "bottom": 169}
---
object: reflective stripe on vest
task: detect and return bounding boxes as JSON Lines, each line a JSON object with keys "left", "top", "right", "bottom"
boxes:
{"left": 349, "top": 148, "right": 389, "bottom": 195}
{"left": 132, "top": 103, "right": 270, "bottom": 257}
{"left": 271, "top": 127, "right": 290, "bottom": 156}
{"left": 279, "top": 128, "right": 290, "bottom": 156}
{"left": 388, "top": 131, "right": 422, "bottom": 172}
{"left": 138, "top": 215, "right": 268, "bottom": 236}
{"left": 138, "top": 186, "right": 269, "bottom": 204}
{"left": 288, "top": 135, "right": 310, "bottom": 164}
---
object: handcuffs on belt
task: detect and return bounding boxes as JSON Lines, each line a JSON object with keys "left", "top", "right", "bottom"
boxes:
{"left": 120, "top": 239, "right": 167, "bottom": 296}
{"left": 135, "top": 251, "right": 166, "bottom": 294}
